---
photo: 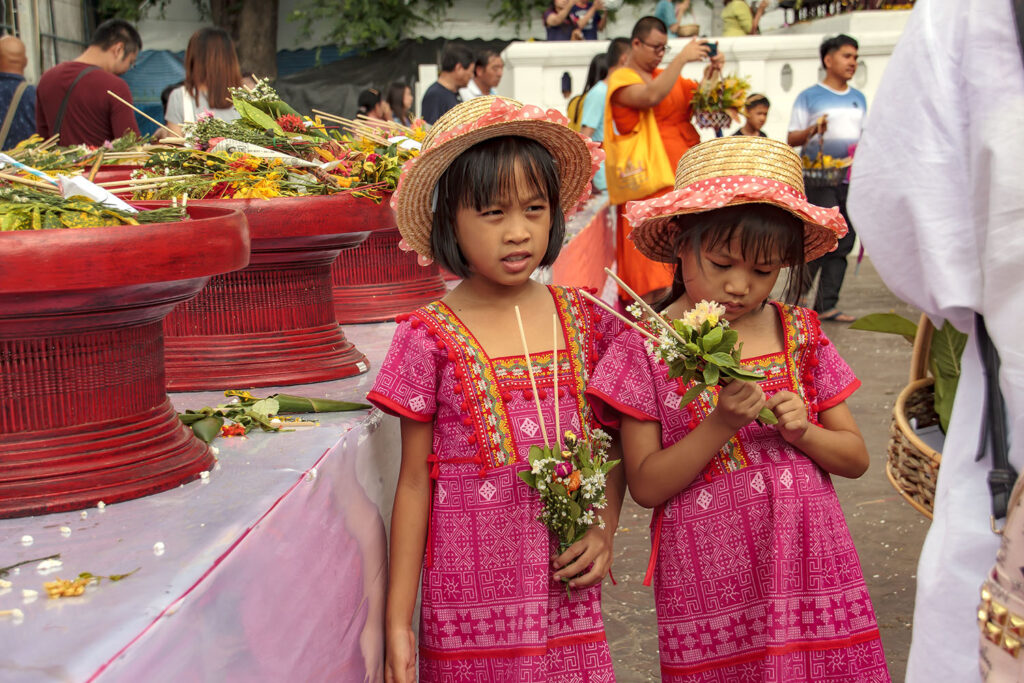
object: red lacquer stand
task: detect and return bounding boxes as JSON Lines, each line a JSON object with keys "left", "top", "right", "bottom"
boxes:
{"left": 331, "top": 196, "right": 446, "bottom": 323}
{"left": 156, "top": 194, "right": 378, "bottom": 391}
{"left": 0, "top": 206, "right": 250, "bottom": 518}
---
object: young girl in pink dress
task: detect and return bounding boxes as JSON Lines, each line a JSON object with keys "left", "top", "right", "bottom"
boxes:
{"left": 587, "top": 136, "right": 890, "bottom": 681}
{"left": 367, "top": 96, "right": 623, "bottom": 682}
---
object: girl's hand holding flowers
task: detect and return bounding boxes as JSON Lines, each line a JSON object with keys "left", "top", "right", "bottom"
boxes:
{"left": 552, "top": 520, "right": 614, "bottom": 588}
{"left": 766, "top": 391, "right": 811, "bottom": 444}
{"left": 710, "top": 380, "right": 766, "bottom": 432}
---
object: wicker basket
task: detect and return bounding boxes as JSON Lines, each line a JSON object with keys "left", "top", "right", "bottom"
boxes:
{"left": 694, "top": 109, "right": 733, "bottom": 130}
{"left": 886, "top": 314, "right": 942, "bottom": 518}
{"left": 802, "top": 166, "right": 848, "bottom": 188}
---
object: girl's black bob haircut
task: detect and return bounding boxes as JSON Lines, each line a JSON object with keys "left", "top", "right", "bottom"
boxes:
{"left": 655, "top": 203, "right": 807, "bottom": 309}
{"left": 430, "top": 136, "right": 566, "bottom": 278}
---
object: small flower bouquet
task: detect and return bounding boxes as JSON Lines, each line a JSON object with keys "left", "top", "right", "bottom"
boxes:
{"left": 692, "top": 73, "right": 751, "bottom": 131}
{"left": 517, "top": 429, "right": 619, "bottom": 557}
{"left": 511, "top": 308, "right": 620, "bottom": 587}
{"left": 583, "top": 268, "right": 777, "bottom": 425}
{"left": 627, "top": 299, "right": 777, "bottom": 424}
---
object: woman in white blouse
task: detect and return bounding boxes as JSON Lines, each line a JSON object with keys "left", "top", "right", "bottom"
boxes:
{"left": 164, "top": 27, "right": 243, "bottom": 136}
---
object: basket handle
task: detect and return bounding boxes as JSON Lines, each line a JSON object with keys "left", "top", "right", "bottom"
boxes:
{"left": 909, "top": 313, "right": 934, "bottom": 383}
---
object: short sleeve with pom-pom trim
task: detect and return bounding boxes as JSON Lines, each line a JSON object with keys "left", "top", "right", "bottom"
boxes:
{"left": 366, "top": 318, "right": 442, "bottom": 422}
{"left": 585, "top": 328, "right": 661, "bottom": 429}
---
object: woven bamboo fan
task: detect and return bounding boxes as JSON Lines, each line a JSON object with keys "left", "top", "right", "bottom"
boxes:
{"left": 886, "top": 314, "right": 941, "bottom": 518}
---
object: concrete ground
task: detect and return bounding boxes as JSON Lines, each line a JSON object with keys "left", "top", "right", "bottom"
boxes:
{"left": 601, "top": 255, "right": 931, "bottom": 681}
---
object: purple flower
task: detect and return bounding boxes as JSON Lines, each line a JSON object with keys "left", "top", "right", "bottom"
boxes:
{"left": 554, "top": 461, "right": 573, "bottom": 478}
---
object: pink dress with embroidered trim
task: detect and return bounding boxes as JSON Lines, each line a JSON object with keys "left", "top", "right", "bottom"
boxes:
{"left": 367, "top": 285, "right": 621, "bottom": 682}
{"left": 586, "top": 302, "right": 890, "bottom": 682}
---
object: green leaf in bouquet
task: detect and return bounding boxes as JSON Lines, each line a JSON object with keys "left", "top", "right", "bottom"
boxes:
{"left": 550, "top": 481, "right": 567, "bottom": 498}
{"left": 582, "top": 466, "right": 595, "bottom": 479}
{"left": 248, "top": 398, "right": 280, "bottom": 420}
{"left": 849, "top": 312, "right": 918, "bottom": 344}
{"left": 529, "top": 445, "right": 544, "bottom": 463}
{"left": 721, "top": 329, "right": 739, "bottom": 352}
{"left": 568, "top": 498, "right": 582, "bottom": 519}
{"left": 679, "top": 382, "right": 707, "bottom": 405}
{"left": 518, "top": 471, "right": 538, "bottom": 488}
{"left": 270, "top": 393, "right": 371, "bottom": 413}
{"left": 757, "top": 407, "right": 779, "bottom": 425}
{"left": 702, "top": 364, "right": 720, "bottom": 386}
{"left": 720, "top": 365, "right": 765, "bottom": 381}
{"left": 706, "top": 352, "right": 736, "bottom": 367}
{"left": 233, "top": 99, "right": 285, "bottom": 134}
{"left": 684, "top": 356, "right": 698, "bottom": 370}
{"left": 702, "top": 326, "right": 724, "bottom": 352}
{"left": 684, "top": 342, "right": 700, "bottom": 355}
{"left": 190, "top": 415, "right": 225, "bottom": 443}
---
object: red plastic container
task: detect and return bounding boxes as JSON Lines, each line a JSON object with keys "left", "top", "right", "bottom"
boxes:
{"left": 155, "top": 193, "right": 379, "bottom": 391}
{"left": 331, "top": 196, "right": 446, "bottom": 323}
{"left": 0, "top": 205, "right": 249, "bottom": 518}
{"left": 88, "top": 164, "right": 139, "bottom": 186}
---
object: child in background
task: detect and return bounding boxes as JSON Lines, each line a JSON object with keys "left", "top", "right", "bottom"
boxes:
{"left": 733, "top": 92, "right": 769, "bottom": 137}
{"left": 587, "top": 135, "right": 890, "bottom": 681}
{"left": 367, "top": 96, "right": 624, "bottom": 683}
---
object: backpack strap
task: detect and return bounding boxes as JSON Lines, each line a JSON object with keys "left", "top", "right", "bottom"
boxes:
{"left": 977, "top": 314, "right": 1015, "bottom": 531}
{"left": 0, "top": 80, "right": 29, "bottom": 149}
{"left": 53, "top": 65, "right": 99, "bottom": 140}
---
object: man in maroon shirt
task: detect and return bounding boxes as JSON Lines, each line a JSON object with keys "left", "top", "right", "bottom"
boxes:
{"left": 36, "top": 19, "right": 141, "bottom": 146}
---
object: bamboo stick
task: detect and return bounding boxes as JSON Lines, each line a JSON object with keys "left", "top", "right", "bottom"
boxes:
{"left": 107, "top": 91, "right": 177, "bottom": 136}
{"left": 553, "top": 314, "right": 560, "bottom": 445}
{"left": 86, "top": 150, "right": 105, "bottom": 182}
{"left": 514, "top": 305, "right": 550, "bottom": 450}
{"left": 0, "top": 172, "right": 61, "bottom": 192}
{"left": 579, "top": 290, "right": 663, "bottom": 345}
{"left": 96, "top": 174, "right": 197, "bottom": 188}
{"left": 602, "top": 267, "right": 688, "bottom": 345}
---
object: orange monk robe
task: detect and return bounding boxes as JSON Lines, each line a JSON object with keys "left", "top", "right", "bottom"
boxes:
{"left": 608, "top": 67, "right": 701, "bottom": 300}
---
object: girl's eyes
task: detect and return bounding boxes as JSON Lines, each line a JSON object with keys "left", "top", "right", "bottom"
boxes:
{"left": 709, "top": 261, "right": 730, "bottom": 270}
{"left": 755, "top": 269, "right": 774, "bottom": 276}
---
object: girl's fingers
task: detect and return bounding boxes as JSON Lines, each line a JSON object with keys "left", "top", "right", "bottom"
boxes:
{"left": 569, "top": 557, "right": 609, "bottom": 587}
{"left": 554, "top": 545, "right": 597, "bottom": 581}
{"left": 552, "top": 539, "right": 586, "bottom": 569}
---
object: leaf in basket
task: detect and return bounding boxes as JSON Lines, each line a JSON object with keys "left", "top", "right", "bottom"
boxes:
{"left": 929, "top": 321, "right": 967, "bottom": 432}
{"left": 849, "top": 313, "right": 918, "bottom": 344}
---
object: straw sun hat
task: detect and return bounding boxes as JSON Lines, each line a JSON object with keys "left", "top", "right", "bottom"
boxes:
{"left": 391, "top": 95, "right": 602, "bottom": 260}
{"left": 625, "top": 135, "right": 848, "bottom": 264}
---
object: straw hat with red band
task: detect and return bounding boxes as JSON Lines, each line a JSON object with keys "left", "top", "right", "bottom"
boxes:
{"left": 625, "top": 135, "right": 848, "bottom": 264}
{"left": 391, "top": 95, "right": 603, "bottom": 261}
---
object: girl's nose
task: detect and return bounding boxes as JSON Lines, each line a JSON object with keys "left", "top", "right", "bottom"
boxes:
{"left": 504, "top": 213, "right": 532, "bottom": 243}
{"left": 724, "top": 274, "right": 749, "bottom": 296}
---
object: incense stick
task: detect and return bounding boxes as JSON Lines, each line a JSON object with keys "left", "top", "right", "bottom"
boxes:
{"left": 602, "top": 267, "right": 687, "bottom": 344}
{"left": 553, "top": 314, "right": 560, "bottom": 445}
{"left": 107, "top": 90, "right": 177, "bottom": 136}
{"left": 514, "top": 305, "right": 550, "bottom": 449}
{"left": 86, "top": 150, "right": 105, "bottom": 182}
{"left": 579, "top": 290, "right": 662, "bottom": 345}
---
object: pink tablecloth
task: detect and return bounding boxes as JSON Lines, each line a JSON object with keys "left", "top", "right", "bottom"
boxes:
{"left": 0, "top": 323, "right": 401, "bottom": 683}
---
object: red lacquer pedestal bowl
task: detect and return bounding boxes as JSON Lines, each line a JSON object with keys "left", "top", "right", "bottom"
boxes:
{"left": 0, "top": 206, "right": 250, "bottom": 518}
{"left": 156, "top": 193, "right": 379, "bottom": 391}
{"left": 330, "top": 195, "right": 446, "bottom": 323}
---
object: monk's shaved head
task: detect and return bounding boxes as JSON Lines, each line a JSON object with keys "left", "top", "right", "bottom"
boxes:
{"left": 0, "top": 35, "right": 27, "bottom": 74}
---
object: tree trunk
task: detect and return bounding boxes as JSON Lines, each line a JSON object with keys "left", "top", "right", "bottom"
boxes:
{"left": 209, "top": 0, "right": 279, "bottom": 80}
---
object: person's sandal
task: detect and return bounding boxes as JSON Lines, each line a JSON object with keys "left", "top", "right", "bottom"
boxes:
{"left": 819, "top": 309, "right": 856, "bottom": 323}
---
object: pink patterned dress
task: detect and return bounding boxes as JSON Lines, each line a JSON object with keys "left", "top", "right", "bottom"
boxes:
{"left": 586, "top": 302, "right": 890, "bottom": 682}
{"left": 367, "top": 285, "right": 620, "bottom": 682}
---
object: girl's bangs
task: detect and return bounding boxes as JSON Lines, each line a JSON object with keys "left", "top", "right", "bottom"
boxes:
{"left": 695, "top": 205, "right": 804, "bottom": 267}
{"left": 449, "top": 137, "right": 559, "bottom": 211}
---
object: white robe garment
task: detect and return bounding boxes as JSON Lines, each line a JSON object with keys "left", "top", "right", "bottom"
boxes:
{"left": 847, "top": 1, "right": 1024, "bottom": 680}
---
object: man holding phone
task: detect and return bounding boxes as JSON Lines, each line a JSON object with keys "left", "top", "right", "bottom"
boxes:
{"left": 605, "top": 16, "right": 724, "bottom": 303}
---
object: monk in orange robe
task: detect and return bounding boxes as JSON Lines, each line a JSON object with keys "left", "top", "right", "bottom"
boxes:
{"left": 606, "top": 16, "right": 724, "bottom": 301}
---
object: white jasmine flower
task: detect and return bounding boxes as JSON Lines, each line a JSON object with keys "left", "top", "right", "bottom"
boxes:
{"left": 20, "top": 535, "right": 32, "bottom": 546}
{"left": 153, "top": 542, "right": 165, "bottom": 556}
{"left": 36, "top": 559, "right": 62, "bottom": 572}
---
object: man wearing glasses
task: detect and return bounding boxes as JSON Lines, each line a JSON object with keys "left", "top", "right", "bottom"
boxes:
{"left": 606, "top": 16, "right": 724, "bottom": 303}
{"left": 36, "top": 19, "right": 141, "bottom": 146}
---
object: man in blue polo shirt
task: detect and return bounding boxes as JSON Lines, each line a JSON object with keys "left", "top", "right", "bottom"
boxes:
{"left": 788, "top": 34, "right": 866, "bottom": 323}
